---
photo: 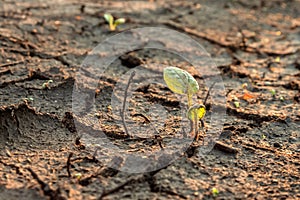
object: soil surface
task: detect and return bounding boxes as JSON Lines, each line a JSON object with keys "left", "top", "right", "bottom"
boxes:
{"left": 0, "top": 0, "right": 299, "bottom": 199}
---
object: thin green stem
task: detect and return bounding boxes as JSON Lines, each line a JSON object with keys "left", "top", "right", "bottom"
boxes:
{"left": 187, "top": 93, "right": 192, "bottom": 108}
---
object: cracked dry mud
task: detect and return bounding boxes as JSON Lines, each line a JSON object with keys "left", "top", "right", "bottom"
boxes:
{"left": 0, "top": 0, "right": 299, "bottom": 199}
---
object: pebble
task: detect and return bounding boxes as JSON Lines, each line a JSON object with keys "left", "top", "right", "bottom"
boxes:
{"left": 289, "top": 137, "right": 297, "bottom": 143}
{"left": 273, "top": 142, "right": 281, "bottom": 148}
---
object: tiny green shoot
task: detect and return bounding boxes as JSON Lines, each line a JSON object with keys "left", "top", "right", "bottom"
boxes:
{"left": 22, "top": 97, "right": 34, "bottom": 103}
{"left": 163, "top": 66, "right": 205, "bottom": 140}
{"left": 279, "top": 96, "right": 284, "bottom": 101}
{"left": 212, "top": 187, "right": 219, "bottom": 197}
{"left": 233, "top": 96, "right": 240, "bottom": 108}
{"left": 23, "top": 97, "right": 34, "bottom": 101}
{"left": 270, "top": 89, "right": 276, "bottom": 96}
{"left": 241, "top": 83, "right": 248, "bottom": 89}
{"left": 103, "top": 13, "right": 126, "bottom": 31}
{"left": 74, "top": 173, "right": 82, "bottom": 180}
{"left": 187, "top": 104, "right": 206, "bottom": 141}
{"left": 42, "top": 80, "right": 53, "bottom": 89}
{"left": 234, "top": 101, "right": 240, "bottom": 108}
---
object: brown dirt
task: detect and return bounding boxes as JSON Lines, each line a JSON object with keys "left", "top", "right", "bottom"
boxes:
{"left": 0, "top": 0, "right": 299, "bottom": 199}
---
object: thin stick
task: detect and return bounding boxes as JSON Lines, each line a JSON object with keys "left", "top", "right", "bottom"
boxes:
{"left": 67, "top": 153, "right": 73, "bottom": 177}
{"left": 200, "top": 119, "right": 205, "bottom": 145}
{"left": 120, "top": 71, "right": 136, "bottom": 137}
{"left": 203, "top": 81, "right": 217, "bottom": 106}
{"left": 0, "top": 60, "right": 24, "bottom": 68}
{"left": 99, "top": 175, "right": 145, "bottom": 199}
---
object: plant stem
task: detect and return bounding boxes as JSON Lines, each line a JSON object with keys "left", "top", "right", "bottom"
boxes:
{"left": 194, "top": 112, "right": 199, "bottom": 141}
{"left": 187, "top": 93, "right": 192, "bottom": 108}
{"left": 110, "top": 24, "right": 115, "bottom": 31}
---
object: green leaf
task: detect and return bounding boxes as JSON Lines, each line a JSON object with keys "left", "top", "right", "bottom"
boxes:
{"left": 234, "top": 101, "right": 240, "bottom": 108}
{"left": 269, "top": 89, "right": 276, "bottom": 96}
{"left": 114, "top": 18, "right": 126, "bottom": 26}
{"left": 187, "top": 104, "right": 206, "bottom": 121}
{"left": 103, "top": 13, "right": 114, "bottom": 24}
{"left": 163, "top": 66, "right": 199, "bottom": 96}
{"left": 212, "top": 187, "right": 219, "bottom": 197}
{"left": 187, "top": 104, "right": 206, "bottom": 120}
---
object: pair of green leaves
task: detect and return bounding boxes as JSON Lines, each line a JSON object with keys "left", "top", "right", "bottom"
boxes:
{"left": 163, "top": 66, "right": 206, "bottom": 121}
{"left": 103, "top": 13, "right": 125, "bottom": 31}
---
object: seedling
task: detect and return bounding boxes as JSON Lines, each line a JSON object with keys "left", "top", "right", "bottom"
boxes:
{"left": 42, "top": 80, "right": 53, "bottom": 89}
{"left": 279, "top": 96, "right": 284, "bottom": 101}
{"left": 187, "top": 104, "right": 206, "bottom": 141}
{"left": 23, "top": 97, "right": 34, "bottom": 102}
{"left": 270, "top": 89, "right": 276, "bottom": 96}
{"left": 163, "top": 66, "right": 206, "bottom": 141}
{"left": 74, "top": 173, "right": 82, "bottom": 180}
{"left": 103, "top": 13, "right": 125, "bottom": 31}
{"left": 241, "top": 83, "right": 248, "bottom": 89}
{"left": 212, "top": 187, "right": 219, "bottom": 197}
{"left": 233, "top": 96, "right": 240, "bottom": 108}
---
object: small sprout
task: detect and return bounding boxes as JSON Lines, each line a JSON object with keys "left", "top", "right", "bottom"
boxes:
{"left": 234, "top": 101, "right": 240, "bottom": 108}
{"left": 163, "top": 67, "right": 204, "bottom": 140}
{"left": 212, "top": 187, "right": 219, "bottom": 197}
{"left": 261, "top": 134, "right": 266, "bottom": 139}
{"left": 163, "top": 66, "right": 199, "bottom": 107}
{"left": 270, "top": 89, "right": 276, "bottom": 96}
{"left": 103, "top": 13, "right": 126, "bottom": 31}
{"left": 42, "top": 80, "right": 53, "bottom": 89}
{"left": 41, "top": 83, "right": 47, "bottom": 89}
{"left": 275, "top": 57, "right": 280, "bottom": 63}
{"left": 279, "top": 96, "right": 284, "bottom": 101}
{"left": 23, "top": 97, "right": 34, "bottom": 102}
{"left": 233, "top": 96, "right": 240, "bottom": 108}
{"left": 187, "top": 104, "right": 206, "bottom": 121}
{"left": 241, "top": 83, "right": 248, "bottom": 89}
{"left": 74, "top": 173, "right": 82, "bottom": 180}
{"left": 187, "top": 104, "right": 206, "bottom": 140}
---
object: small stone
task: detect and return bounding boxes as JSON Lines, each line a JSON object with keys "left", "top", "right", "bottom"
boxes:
{"left": 273, "top": 133, "right": 282, "bottom": 137}
{"left": 289, "top": 137, "right": 297, "bottom": 143}
{"left": 273, "top": 142, "right": 281, "bottom": 148}
{"left": 5, "top": 149, "right": 12, "bottom": 157}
